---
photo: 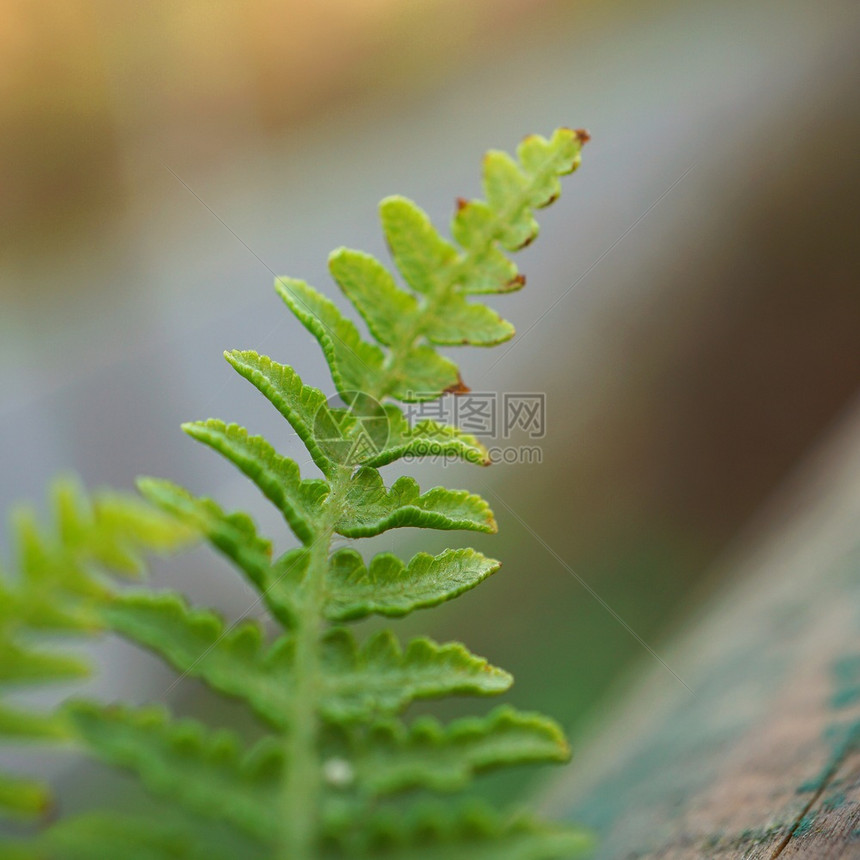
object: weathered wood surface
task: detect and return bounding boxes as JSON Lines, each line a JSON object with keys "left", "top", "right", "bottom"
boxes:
{"left": 542, "top": 400, "right": 860, "bottom": 858}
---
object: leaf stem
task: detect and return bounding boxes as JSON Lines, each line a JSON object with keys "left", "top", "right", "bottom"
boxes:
{"left": 277, "top": 466, "right": 351, "bottom": 860}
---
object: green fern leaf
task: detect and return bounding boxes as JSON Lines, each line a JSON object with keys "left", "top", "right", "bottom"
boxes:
{"left": 77, "top": 489, "right": 194, "bottom": 574}
{"left": 390, "top": 347, "right": 464, "bottom": 401}
{"left": 66, "top": 703, "right": 280, "bottom": 841}
{"left": 23, "top": 813, "right": 265, "bottom": 860}
{"left": 457, "top": 128, "right": 584, "bottom": 254}
{"left": 330, "top": 245, "right": 513, "bottom": 357}
{"left": 319, "top": 630, "right": 511, "bottom": 722}
{"left": 329, "top": 248, "right": 420, "bottom": 347}
{"left": 421, "top": 292, "right": 515, "bottom": 347}
{"left": 102, "top": 593, "right": 294, "bottom": 728}
{"left": 381, "top": 193, "right": 525, "bottom": 297}
{"left": 64, "top": 703, "right": 573, "bottom": 850}
{"left": 0, "top": 642, "right": 89, "bottom": 684}
{"left": 0, "top": 705, "right": 65, "bottom": 740}
{"left": 335, "top": 467, "right": 496, "bottom": 537}
{"left": 224, "top": 350, "right": 336, "bottom": 477}
{"left": 329, "top": 803, "right": 593, "bottom": 859}
{"left": 181, "top": 420, "right": 328, "bottom": 544}
{"left": 378, "top": 196, "right": 464, "bottom": 295}
{"left": 226, "top": 349, "right": 489, "bottom": 469}
{"left": 316, "top": 127, "right": 585, "bottom": 402}
{"left": 137, "top": 478, "right": 273, "bottom": 578}
{"left": 278, "top": 274, "right": 463, "bottom": 401}
{"left": 365, "top": 406, "right": 490, "bottom": 467}
{"left": 328, "top": 705, "right": 569, "bottom": 796}
{"left": 0, "top": 775, "right": 53, "bottom": 823}
{"left": 105, "top": 596, "right": 510, "bottom": 723}
{"left": 135, "top": 478, "right": 302, "bottom": 627}
{"left": 324, "top": 548, "right": 500, "bottom": 621}
{"left": 276, "top": 276, "right": 389, "bottom": 397}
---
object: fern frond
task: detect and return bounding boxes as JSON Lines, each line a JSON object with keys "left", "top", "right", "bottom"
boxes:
{"left": 1, "top": 128, "right": 588, "bottom": 857}
{"left": 284, "top": 127, "right": 586, "bottom": 402}
{"left": 0, "top": 478, "right": 193, "bottom": 820}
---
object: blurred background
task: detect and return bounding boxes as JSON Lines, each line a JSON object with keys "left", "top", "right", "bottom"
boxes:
{"left": 2, "top": 0, "right": 859, "bottom": 814}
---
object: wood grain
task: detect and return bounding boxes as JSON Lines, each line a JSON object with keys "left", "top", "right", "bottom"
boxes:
{"left": 541, "top": 400, "right": 860, "bottom": 858}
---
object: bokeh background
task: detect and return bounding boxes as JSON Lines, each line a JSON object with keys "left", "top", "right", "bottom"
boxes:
{"left": 2, "top": 0, "right": 859, "bottom": 814}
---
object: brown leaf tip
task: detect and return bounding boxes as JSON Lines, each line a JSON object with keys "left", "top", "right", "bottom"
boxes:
{"left": 508, "top": 273, "right": 526, "bottom": 289}
{"left": 573, "top": 128, "right": 591, "bottom": 144}
{"left": 444, "top": 375, "right": 471, "bottom": 395}
{"left": 514, "top": 231, "right": 536, "bottom": 251}
{"left": 455, "top": 197, "right": 469, "bottom": 212}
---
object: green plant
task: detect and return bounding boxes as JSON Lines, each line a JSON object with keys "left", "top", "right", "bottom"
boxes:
{"left": 0, "top": 128, "right": 590, "bottom": 859}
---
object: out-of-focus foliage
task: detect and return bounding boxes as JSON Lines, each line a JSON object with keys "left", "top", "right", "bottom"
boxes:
{"left": 0, "top": 480, "right": 193, "bottom": 819}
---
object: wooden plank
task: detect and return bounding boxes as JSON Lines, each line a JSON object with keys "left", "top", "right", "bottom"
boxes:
{"left": 540, "top": 400, "right": 860, "bottom": 858}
